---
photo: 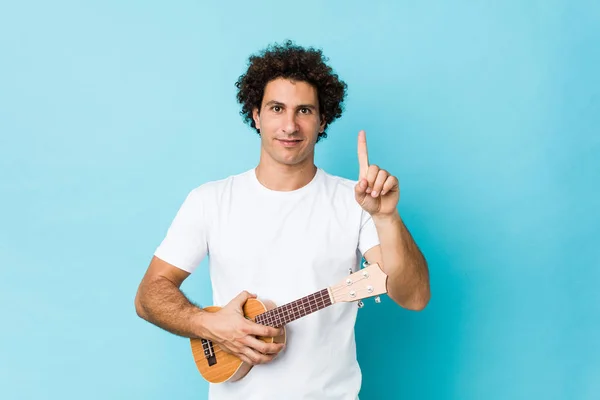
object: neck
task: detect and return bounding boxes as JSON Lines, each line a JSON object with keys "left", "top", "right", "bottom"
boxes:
{"left": 255, "top": 157, "right": 317, "bottom": 192}
{"left": 254, "top": 289, "right": 332, "bottom": 328}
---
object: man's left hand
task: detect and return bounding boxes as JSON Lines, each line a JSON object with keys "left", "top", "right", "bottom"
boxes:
{"left": 354, "top": 130, "right": 400, "bottom": 217}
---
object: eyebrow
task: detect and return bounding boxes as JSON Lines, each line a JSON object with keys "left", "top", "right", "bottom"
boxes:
{"left": 264, "top": 100, "right": 317, "bottom": 110}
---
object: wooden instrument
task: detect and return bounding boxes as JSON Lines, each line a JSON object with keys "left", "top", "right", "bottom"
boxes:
{"left": 190, "top": 262, "right": 388, "bottom": 383}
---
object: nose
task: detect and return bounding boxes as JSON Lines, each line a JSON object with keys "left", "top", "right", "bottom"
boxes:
{"left": 282, "top": 110, "right": 299, "bottom": 134}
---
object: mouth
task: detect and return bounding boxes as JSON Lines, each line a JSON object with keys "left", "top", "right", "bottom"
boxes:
{"left": 276, "top": 138, "right": 303, "bottom": 147}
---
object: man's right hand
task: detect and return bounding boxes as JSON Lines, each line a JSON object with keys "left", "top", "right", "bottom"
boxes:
{"left": 196, "top": 291, "right": 285, "bottom": 366}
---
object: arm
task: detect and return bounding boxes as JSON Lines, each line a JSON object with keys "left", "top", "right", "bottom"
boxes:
{"left": 134, "top": 256, "right": 203, "bottom": 338}
{"left": 363, "top": 211, "right": 430, "bottom": 310}
{"left": 134, "top": 256, "right": 284, "bottom": 365}
{"left": 354, "top": 130, "right": 430, "bottom": 310}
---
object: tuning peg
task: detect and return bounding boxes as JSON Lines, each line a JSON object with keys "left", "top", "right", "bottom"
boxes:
{"left": 374, "top": 296, "right": 381, "bottom": 303}
{"left": 357, "top": 300, "right": 364, "bottom": 308}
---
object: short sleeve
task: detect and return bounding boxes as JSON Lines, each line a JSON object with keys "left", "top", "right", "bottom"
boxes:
{"left": 154, "top": 189, "right": 208, "bottom": 273}
{"left": 358, "top": 210, "right": 380, "bottom": 256}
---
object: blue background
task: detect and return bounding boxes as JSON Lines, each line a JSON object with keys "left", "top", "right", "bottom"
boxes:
{"left": 1, "top": 1, "right": 598, "bottom": 399}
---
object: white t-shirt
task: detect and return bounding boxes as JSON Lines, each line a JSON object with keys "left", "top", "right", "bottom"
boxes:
{"left": 154, "top": 167, "right": 380, "bottom": 400}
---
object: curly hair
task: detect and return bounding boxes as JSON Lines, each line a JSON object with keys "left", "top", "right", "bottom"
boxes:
{"left": 235, "top": 40, "right": 347, "bottom": 142}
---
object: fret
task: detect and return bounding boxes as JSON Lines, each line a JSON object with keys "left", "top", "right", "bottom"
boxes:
{"left": 283, "top": 303, "right": 292, "bottom": 323}
{"left": 312, "top": 292, "right": 320, "bottom": 308}
{"left": 291, "top": 300, "right": 299, "bottom": 323}
{"left": 317, "top": 291, "right": 324, "bottom": 309}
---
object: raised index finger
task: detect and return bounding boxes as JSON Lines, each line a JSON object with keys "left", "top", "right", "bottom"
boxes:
{"left": 357, "top": 130, "right": 369, "bottom": 179}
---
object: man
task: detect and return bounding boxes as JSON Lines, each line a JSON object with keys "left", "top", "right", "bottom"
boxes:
{"left": 135, "top": 40, "right": 430, "bottom": 399}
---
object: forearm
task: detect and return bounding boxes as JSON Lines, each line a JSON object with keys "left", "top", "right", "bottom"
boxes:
{"left": 373, "top": 210, "right": 430, "bottom": 310}
{"left": 135, "top": 276, "right": 205, "bottom": 338}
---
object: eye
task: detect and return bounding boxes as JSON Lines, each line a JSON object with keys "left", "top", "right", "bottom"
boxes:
{"left": 299, "top": 107, "right": 312, "bottom": 114}
{"left": 271, "top": 105, "right": 282, "bottom": 112}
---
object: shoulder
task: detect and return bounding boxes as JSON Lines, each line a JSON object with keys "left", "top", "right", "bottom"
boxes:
{"left": 189, "top": 169, "right": 253, "bottom": 195}
{"left": 182, "top": 169, "right": 254, "bottom": 206}
{"left": 317, "top": 169, "right": 371, "bottom": 226}
{"left": 318, "top": 168, "right": 359, "bottom": 193}
{"left": 316, "top": 169, "right": 363, "bottom": 212}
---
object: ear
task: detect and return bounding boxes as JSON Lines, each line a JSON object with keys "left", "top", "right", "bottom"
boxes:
{"left": 319, "top": 114, "right": 326, "bottom": 133}
{"left": 252, "top": 107, "right": 261, "bottom": 130}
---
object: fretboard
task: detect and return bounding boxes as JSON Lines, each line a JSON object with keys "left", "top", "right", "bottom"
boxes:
{"left": 254, "top": 288, "right": 332, "bottom": 328}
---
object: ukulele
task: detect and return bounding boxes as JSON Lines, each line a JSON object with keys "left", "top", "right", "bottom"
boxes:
{"left": 190, "top": 261, "right": 388, "bottom": 383}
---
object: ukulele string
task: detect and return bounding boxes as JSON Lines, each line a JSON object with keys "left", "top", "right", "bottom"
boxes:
{"left": 199, "top": 282, "right": 371, "bottom": 359}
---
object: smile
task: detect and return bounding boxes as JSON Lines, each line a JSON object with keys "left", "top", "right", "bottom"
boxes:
{"left": 276, "top": 139, "right": 303, "bottom": 147}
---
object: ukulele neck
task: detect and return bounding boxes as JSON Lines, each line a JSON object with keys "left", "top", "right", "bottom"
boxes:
{"left": 254, "top": 288, "right": 332, "bottom": 327}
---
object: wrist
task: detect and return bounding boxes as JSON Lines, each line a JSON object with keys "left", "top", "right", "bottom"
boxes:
{"left": 191, "top": 308, "right": 211, "bottom": 339}
{"left": 372, "top": 209, "right": 401, "bottom": 225}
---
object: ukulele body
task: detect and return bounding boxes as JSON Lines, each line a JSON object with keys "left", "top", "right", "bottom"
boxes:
{"left": 190, "top": 298, "right": 286, "bottom": 383}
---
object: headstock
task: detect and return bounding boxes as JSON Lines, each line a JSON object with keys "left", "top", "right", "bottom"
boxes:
{"left": 329, "top": 262, "right": 388, "bottom": 304}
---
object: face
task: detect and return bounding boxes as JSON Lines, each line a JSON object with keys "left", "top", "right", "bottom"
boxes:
{"left": 252, "top": 78, "right": 326, "bottom": 168}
